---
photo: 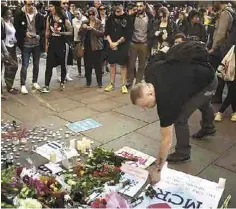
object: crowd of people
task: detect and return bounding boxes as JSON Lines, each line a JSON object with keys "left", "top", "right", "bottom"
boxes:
{"left": 1, "top": 0, "right": 236, "bottom": 120}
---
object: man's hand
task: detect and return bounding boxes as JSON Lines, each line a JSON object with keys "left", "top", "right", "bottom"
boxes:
{"left": 26, "top": 32, "right": 32, "bottom": 39}
{"left": 110, "top": 42, "right": 118, "bottom": 50}
{"left": 208, "top": 48, "right": 214, "bottom": 54}
{"left": 82, "top": 24, "right": 87, "bottom": 29}
{"left": 148, "top": 165, "right": 161, "bottom": 185}
{"left": 87, "top": 26, "right": 93, "bottom": 30}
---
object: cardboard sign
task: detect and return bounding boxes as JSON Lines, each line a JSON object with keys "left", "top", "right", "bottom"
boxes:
{"left": 134, "top": 164, "right": 225, "bottom": 209}
{"left": 119, "top": 164, "right": 149, "bottom": 197}
{"left": 115, "top": 146, "right": 156, "bottom": 169}
{"left": 66, "top": 118, "right": 102, "bottom": 133}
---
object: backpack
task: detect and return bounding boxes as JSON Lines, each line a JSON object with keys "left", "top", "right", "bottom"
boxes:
{"left": 221, "top": 9, "right": 236, "bottom": 56}
{"left": 217, "top": 45, "right": 235, "bottom": 81}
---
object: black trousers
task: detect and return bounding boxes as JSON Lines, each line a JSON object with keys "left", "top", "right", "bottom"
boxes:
{"left": 45, "top": 39, "right": 66, "bottom": 86}
{"left": 4, "top": 46, "right": 18, "bottom": 90}
{"left": 84, "top": 49, "right": 103, "bottom": 86}
{"left": 174, "top": 77, "right": 218, "bottom": 156}
{"left": 20, "top": 45, "right": 40, "bottom": 85}
{"left": 219, "top": 80, "right": 236, "bottom": 113}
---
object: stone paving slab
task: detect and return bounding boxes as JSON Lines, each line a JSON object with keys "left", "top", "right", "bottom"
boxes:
{"left": 80, "top": 93, "right": 111, "bottom": 105}
{"left": 82, "top": 111, "right": 147, "bottom": 144}
{"left": 110, "top": 94, "right": 131, "bottom": 105}
{"left": 214, "top": 145, "right": 236, "bottom": 172}
{"left": 113, "top": 104, "right": 159, "bottom": 123}
{"left": 25, "top": 115, "right": 68, "bottom": 130}
{"left": 59, "top": 106, "right": 100, "bottom": 122}
{"left": 198, "top": 165, "right": 236, "bottom": 208}
{"left": 135, "top": 121, "right": 177, "bottom": 146}
{"left": 87, "top": 99, "right": 124, "bottom": 113}
{"left": 103, "top": 132, "right": 160, "bottom": 157}
{"left": 168, "top": 144, "right": 219, "bottom": 176}
{"left": 44, "top": 98, "right": 84, "bottom": 113}
{"left": 191, "top": 134, "right": 235, "bottom": 155}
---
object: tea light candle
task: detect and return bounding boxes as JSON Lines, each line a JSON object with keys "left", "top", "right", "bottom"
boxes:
{"left": 13, "top": 138, "right": 20, "bottom": 145}
{"left": 70, "top": 139, "right": 76, "bottom": 149}
{"left": 20, "top": 138, "right": 27, "bottom": 145}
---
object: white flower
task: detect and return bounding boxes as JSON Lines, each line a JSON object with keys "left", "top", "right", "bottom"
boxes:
{"left": 22, "top": 21, "right": 25, "bottom": 25}
{"left": 18, "top": 198, "right": 42, "bottom": 209}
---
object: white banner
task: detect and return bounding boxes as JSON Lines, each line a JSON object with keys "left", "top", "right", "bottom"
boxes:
{"left": 133, "top": 164, "right": 225, "bottom": 209}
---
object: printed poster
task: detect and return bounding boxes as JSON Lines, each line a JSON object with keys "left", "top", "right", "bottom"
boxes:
{"left": 133, "top": 164, "right": 225, "bottom": 209}
{"left": 66, "top": 118, "right": 102, "bottom": 133}
{"left": 115, "top": 146, "right": 156, "bottom": 169}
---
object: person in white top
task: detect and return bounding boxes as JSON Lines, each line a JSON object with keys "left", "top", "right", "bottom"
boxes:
{"left": 72, "top": 8, "right": 87, "bottom": 77}
{"left": 2, "top": 7, "right": 19, "bottom": 95}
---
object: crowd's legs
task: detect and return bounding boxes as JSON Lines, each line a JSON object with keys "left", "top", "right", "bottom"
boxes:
{"left": 127, "top": 42, "right": 148, "bottom": 86}
{"left": 4, "top": 46, "right": 18, "bottom": 93}
{"left": 84, "top": 49, "right": 103, "bottom": 87}
{"left": 20, "top": 45, "right": 41, "bottom": 94}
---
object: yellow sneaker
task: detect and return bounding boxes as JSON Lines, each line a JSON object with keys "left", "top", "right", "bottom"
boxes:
{"left": 105, "top": 83, "right": 114, "bottom": 92}
{"left": 121, "top": 85, "right": 128, "bottom": 94}
{"left": 231, "top": 113, "right": 236, "bottom": 122}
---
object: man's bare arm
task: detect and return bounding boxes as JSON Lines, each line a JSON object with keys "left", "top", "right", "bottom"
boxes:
{"left": 156, "top": 125, "right": 173, "bottom": 171}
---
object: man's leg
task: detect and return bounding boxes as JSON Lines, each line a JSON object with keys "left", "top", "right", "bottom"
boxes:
{"left": 127, "top": 43, "right": 138, "bottom": 86}
{"left": 136, "top": 43, "right": 148, "bottom": 84}
{"left": 32, "top": 46, "right": 41, "bottom": 88}
{"left": 20, "top": 47, "right": 31, "bottom": 94}
{"left": 169, "top": 77, "right": 217, "bottom": 163}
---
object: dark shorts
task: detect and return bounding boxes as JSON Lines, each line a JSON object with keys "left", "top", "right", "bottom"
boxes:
{"left": 107, "top": 42, "right": 130, "bottom": 66}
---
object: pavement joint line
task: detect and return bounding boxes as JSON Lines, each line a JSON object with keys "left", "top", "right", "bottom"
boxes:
{"left": 2, "top": 111, "right": 22, "bottom": 122}
{"left": 196, "top": 143, "right": 236, "bottom": 176}
{"left": 111, "top": 110, "right": 151, "bottom": 124}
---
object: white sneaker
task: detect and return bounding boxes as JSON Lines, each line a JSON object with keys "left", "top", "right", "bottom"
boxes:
{"left": 32, "top": 83, "right": 41, "bottom": 90}
{"left": 231, "top": 113, "right": 236, "bottom": 122}
{"left": 214, "top": 112, "right": 223, "bottom": 122}
{"left": 57, "top": 77, "right": 61, "bottom": 82}
{"left": 21, "top": 85, "right": 28, "bottom": 94}
{"left": 66, "top": 76, "right": 73, "bottom": 81}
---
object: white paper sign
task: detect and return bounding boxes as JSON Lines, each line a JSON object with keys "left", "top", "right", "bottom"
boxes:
{"left": 119, "top": 164, "right": 149, "bottom": 197}
{"left": 134, "top": 164, "right": 225, "bottom": 209}
{"left": 115, "top": 146, "right": 156, "bottom": 169}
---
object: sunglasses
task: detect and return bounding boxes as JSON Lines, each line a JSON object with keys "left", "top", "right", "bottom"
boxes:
{"left": 115, "top": 10, "right": 121, "bottom": 13}
{"left": 62, "top": 2, "right": 69, "bottom": 5}
{"left": 88, "top": 13, "right": 95, "bottom": 16}
{"left": 100, "top": 8, "right": 105, "bottom": 10}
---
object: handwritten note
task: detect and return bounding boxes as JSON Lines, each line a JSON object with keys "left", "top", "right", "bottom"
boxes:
{"left": 115, "top": 146, "right": 156, "bottom": 169}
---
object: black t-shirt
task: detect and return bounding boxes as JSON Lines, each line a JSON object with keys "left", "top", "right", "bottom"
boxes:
{"left": 145, "top": 42, "right": 215, "bottom": 127}
{"left": 105, "top": 13, "right": 133, "bottom": 43}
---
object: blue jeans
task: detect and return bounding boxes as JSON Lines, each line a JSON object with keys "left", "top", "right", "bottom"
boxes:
{"left": 20, "top": 46, "right": 40, "bottom": 85}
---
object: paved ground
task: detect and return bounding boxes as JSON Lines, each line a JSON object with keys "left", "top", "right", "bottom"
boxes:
{"left": 1, "top": 58, "right": 236, "bottom": 207}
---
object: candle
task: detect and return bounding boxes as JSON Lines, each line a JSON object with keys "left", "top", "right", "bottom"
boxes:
{"left": 80, "top": 143, "right": 86, "bottom": 154}
{"left": 77, "top": 141, "right": 82, "bottom": 151}
{"left": 84, "top": 139, "right": 91, "bottom": 150}
{"left": 50, "top": 151, "right": 56, "bottom": 163}
{"left": 70, "top": 139, "right": 76, "bottom": 149}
